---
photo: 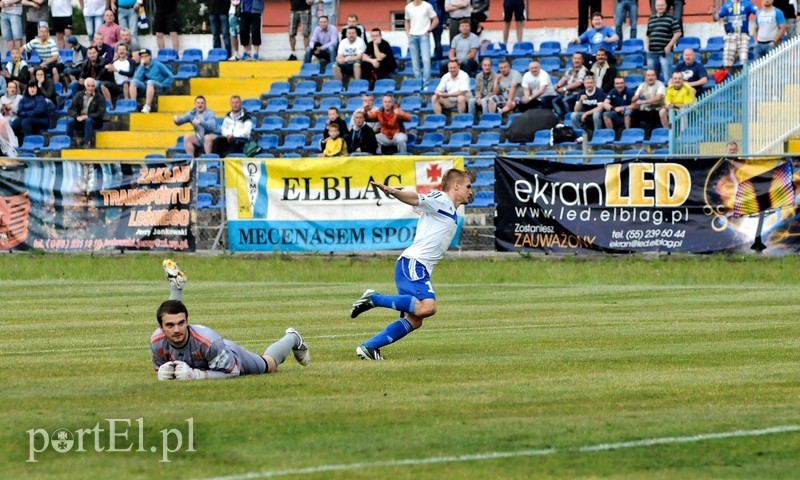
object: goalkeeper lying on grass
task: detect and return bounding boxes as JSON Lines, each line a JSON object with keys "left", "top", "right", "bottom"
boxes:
{"left": 151, "top": 259, "right": 310, "bottom": 381}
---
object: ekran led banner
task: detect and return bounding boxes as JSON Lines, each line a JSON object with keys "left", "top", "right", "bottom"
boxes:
{"left": 0, "top": 159, "right": 195, "bottom": 252}
{"left": 224, "top": 156, "right": 465, "bottom": 252}
{"left": 494, "top": 156, "right": 800, "bottom": 254}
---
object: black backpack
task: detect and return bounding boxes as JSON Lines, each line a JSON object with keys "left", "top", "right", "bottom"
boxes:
{"left": 550, "top": 124, "right": 577, "bottom": 145}
{"left": 506, "top": 109, "right": 560, "bottom": 143}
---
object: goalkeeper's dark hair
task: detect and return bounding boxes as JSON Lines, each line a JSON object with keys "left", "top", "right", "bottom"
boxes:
{"left": 157, "top": 300, "right": 188, "bottom": 325}
{"left": 441, "top": 168, "right": 470, "bottom": 191}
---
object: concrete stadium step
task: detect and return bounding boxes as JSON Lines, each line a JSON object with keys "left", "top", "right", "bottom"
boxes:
{"left": 129, "top": 112, "right": 193, "bottom": 132}
{"left": 61, "top": 148, "right": 166, "bottom": 159}
{"left": 96, "top": 131, "right": 179, "bottom": 149}
{"left": 190, "top": 77, "right": 280, "bottom": 98}
{"left": 219, "top": 61, "right": 300, "bottom": 79}
{"left": 157, "top": 94, "right": 240, "bottom": 114}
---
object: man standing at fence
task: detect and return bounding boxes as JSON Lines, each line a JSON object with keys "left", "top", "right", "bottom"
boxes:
{"left": 713, "top": 0, "right": 759, "bottom": 71}
{"left": 646, "top": 0, "right": 681, "bottom": 82}
{"left": 753, "top": 0, "right": 787, "bottom": 59}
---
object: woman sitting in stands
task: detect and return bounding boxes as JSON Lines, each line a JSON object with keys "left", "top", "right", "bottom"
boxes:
{"left": 11, "top": 81, "right": 50, "bottom": 142}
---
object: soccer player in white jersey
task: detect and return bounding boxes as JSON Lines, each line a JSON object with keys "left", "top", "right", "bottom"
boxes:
{"left": 151, "top": 259, "right": 310, "bottom": 381}
{"left": 350, "top": 168, "right": 473, "bottom": 360}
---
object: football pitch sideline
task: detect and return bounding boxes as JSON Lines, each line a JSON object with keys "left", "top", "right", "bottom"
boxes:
{"left": 1, "top": 254, "right": 799, "bottom": 479}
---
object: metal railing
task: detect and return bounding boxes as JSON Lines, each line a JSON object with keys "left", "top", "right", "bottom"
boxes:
{"left": 671, "top": 35, "right": 800, "bottom": 156}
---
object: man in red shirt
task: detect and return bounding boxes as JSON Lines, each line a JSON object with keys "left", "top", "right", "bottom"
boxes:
{"left": 366, "top": 94, "right": 412, "bottom": 154}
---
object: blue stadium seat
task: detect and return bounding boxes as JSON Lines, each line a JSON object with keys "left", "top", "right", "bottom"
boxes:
{"left": 502, "top": 113, "right": 521, "bottom": 129}
{"left": 617, "top": 128, "right": 645, "bottom": 145}
{"left": 255, "top": 152, "right": 275, "bottom": 158}
{"left": 652, "top": 148, "right": 670, "bottom": 155}
{"left": 26, "top": 50, "right": 41, "bottom": 64}
{"left": 241, "top": 98, "right": 262, "bottom": 113}
{"left": 443, "top": 132, "right": 472, "bottom": 150}
{"left": 289, "top": 96, "right": 316, "bottom": 113}
{"left": 371, "top": 78, "right": 396, "bottom": 95}
{"left": 145, "top": 153, "right": 166, "bottom": 161}
{"left": 399, "top": 96, "right": 423, "bottom": 111}
{"left": 319, "top": 80, "right": 343, "bottom": 95}
{"left": 539, "top": 56, "right": 562, "bottom": 72}
{"left": 506, "top": 150, "right": 528, "bottom": 157}
{"left": 264, "top": 97, "right": 289, "bottom": 113}
{"left": 621, "top": 148, "right": 646, "bottom": 161}
{"left": 258, "top": 134, "right": 280, "bottom": 151}
{"left": 59, "top": 48, "right": 73, "bottom": 63}
{"left": 534, "top": 150, "right": 559, "bottom": 160}
{"left": 646, "top": 127, "right": 670, "bottom": 145}
{"left": 530, "top": 129, "right": 552, "bottom": 147}
{"left": 472, "top": 170, "right": 495, "bottom": 187}
{"left": 310, "top": 115, "right": 328, "bottom": 132}
{"left": 178, "top": 48, "right": 203, "bottom": 62}
{"left": 412, "top": 132, "right": 444, "bottom": 150}
{"left": 706, "top": 52, "right": 724, "bottom": 68}
{"left": 482, "top": 42, "right": 507, "bottom": 58}
{"left": 174, "top": 64, "right": 198, "bottom": 79}
{"left": 675, "top": 36, "right": 701, "bottom": 52}
{"left": 18, "top": 135, "right": 44, "bottom": 151}
{"left": 109, "top": 99, "right": 137, "bottom": 114}
{"left": 281, "top": 153, "right": 303, "bottom": 158}
{"left": 625, "top": 74, "right": 644, "bottom": 90}
{"left": 264, "top": 81, "right": 291, "bottom": 98}
{"left": 343, "top": 96, "right": 363, "bottom": 113}
{"left": 285, "top": 115, "right": 312, "bottom": 132}
{"left": 157, "top": 48, "right": 178, "bottom": 62}
{"left": 466, "top": 158, "right": 493, "bottom": 168}
{"left": 679, "top": 127, "right": 704, "bottom": 144}
{"left": 702, "top": 36, "right": 725, "bottom": 53}
{"left": 471, "top": 131, "right": 501, "bottom": 149}
{"left": 509, "top": 42, "right": 534, "bottom": 57}
{"left": 197, "top": 171, "right": 220, "bottom": 188}
{"left": 617, "top": 38, "right": 645, "bottom": 54}
{"left": 405, "top": 114, "right": 419, "bottom": 130}
{"left": 345, "top": 79, "right": 369, "bottom": 95}
{"left": 511, "top": 57, "right": 533, "bottom": 73}
{"left": 474, "top": 113, "right": 502, "bottom": 130}
{"left": 589, "top": 128, "right": 616, "bottom": 146}
{"left": 537, "top": 41, "right": 562, "bottom": 56}
{"left": 446, "top": 113, "right": 474, "bottom": 130}
{"left": 291, "top": 80, "right": 318, "bottom": 96}
{"left": 303, "top": 134, "right": 324, "bottom": 153}
{"left": 469, "top": 190, "right": 495, "bottom": 208}
{"left": 197, "top": 192, "right": 220, "bottom": 210}
{"left": 198, "top": 153, "right": 220, "bottom": 159}
{"left": 44, "top": 135, "right": 71, "bottom": 151}
{"left": 276, "top": 133, "right": 308, "bottom": 151}
{"left": 397, "top": 79, "right": 423, "bottom": 94}
{"left": 48, "top": 117, "right": 68, "bottom": 134}
{"left": 709, "top": 108, "right": 732, "bottom": 124}
{"left": 561, "top": 150, "right": 586, "bottom": 164}
{"left": 589, "top": 149, "right": 616, "bottom": 164}
{"left": 618, "top": 54, "right": 644, "bottom": 70}
{"left": 316, "top": 96, "right": 342, "bottom": 112}
{"left": 296, "top": 63, "right": 321, "bottom": 77}
{"left": 255, "top": 116, "right": 284, "bottom": 133}
{"left": 206, "top": 48, "right": 228, "bottom": 62}
{"left": 566, "top": 43, "right": 588, "bottom": 55}
{"left": 417, "top": 113, "right": 446, "bottom": 131}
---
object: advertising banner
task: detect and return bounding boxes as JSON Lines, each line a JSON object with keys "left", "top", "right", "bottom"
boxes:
{"left": 495, "top": 156, "right": 800, "bottom": 254}
{"left": 225, "top": 156, "right": 465, "bottom": 252}
{"left": 0, "top": 159, "right": 195, "bottom": 252}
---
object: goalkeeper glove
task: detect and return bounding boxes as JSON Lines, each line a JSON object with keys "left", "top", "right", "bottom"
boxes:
{"left": 157, "top": 361, "right": 176, "bottom": 381}
{"left": 173, "top": 361, "right": 207, "bottom": 380}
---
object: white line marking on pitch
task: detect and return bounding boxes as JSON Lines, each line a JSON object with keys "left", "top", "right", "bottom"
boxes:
{"left": 199, "top": 425, "right": 800, "bottom": 480}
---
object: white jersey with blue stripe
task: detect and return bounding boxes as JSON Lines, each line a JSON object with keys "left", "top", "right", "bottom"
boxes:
{"left": 401, "top": 190, "right": 458, "bottom": 272}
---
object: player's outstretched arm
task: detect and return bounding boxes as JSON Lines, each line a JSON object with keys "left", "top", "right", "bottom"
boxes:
{"left": 371, "top": 181, "right": 419, "bottom": 206}
{"left": 172, "top": 361, "right": 240, "bottom": 380}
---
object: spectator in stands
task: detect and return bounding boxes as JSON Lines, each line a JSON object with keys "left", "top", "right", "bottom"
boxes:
{"left": 212, "top": 95, "right": 253, "bottom": 156}
{"left": 487, "top": 59, "right": 522, "bottom": 114}
{"left": 614, "top": 0, "right": 638, "bottom": 50}
{"left": 23, "top": 23, "right": 61, "bottom": 84}
{"left": 98, "top": 9, "right": 121, "bottom": 46}
{"left": 154, "top": 0, "right": 180, "bottom": 55}
{"left": 405, "top": 0, "right": 439, "bottom": 84}
{"left": 472, "top": 57, "right": 497, "bottom": 114}
{"left": 114, "top": 0, "right": 142, "bottom": 46}
{"left": 174, "top": 95, "right": 218, "bottom": 157}
{"left": 553, "top": 52, "right": 589, "bottom": 119}
{"left": 105, "top": 42, "right": 136, "bottom": 100}
{"left": 350, "top": 93, "right": 380, "bottom": 132}
{"left": 82, "top": 0, "right": 105, "bottom": 40}
{"left": 115, "top": 28, "right": 140, "bottom": 62}
{"left": 518, "top": 60, "right": 558, "bottom": 112}
{"left": 310, "top": 0, "right": 335, "bottom": 31}
{"left": 361, "top": 28, "right": 397, "bottom": 89}
{"left": 62, "top": 36, "right": 86, "bottom": 85}
{"left": 239, "top": 0, "right": 263, "bottom": 60}
{"left": 774, "top": 0, "right": 797, "bottom": 38}
{"left": 208, "top": 0, "right": 231, "bottom": 60}
{"left": 753, "top": 0, "right": 787, "bottom": 60}
{"left": 2, "top": 47, "right": 30, "bottom": 91}
{"left": 726, "top": 140, "right": 739, "bottom": 154}
{"left": 627, "top": 68, "right": 665, "bottom": 131}
{"left": 713, "top": 0, "right": 758, "bottom": 72}
{"left": 33, "top": 66, "right": 56, "bottom": 108}
{"left": 229, "top": 1, "right": 241, "bottom": 60}
{"left": 471, "top": 0, "right": 490, "bottom": 34}
{"left": 445, "top": 0, "right": 471, "bottom": 34}
{"left": 578, "top": 0, "right": 602, "bottom": 35}
{"left": 445, "top": 18, "right": 480, "bottom": 75}
{"left": 673, "top": 48, "right": 708, "bottom": 96}
{"left": 1, "top": 81, "right": 21, "bottom": 122}
{"left": 304, "top": 15, "right": 338, "bottom": 74}
{"left": 591, "top": 48, "right": 617, "bottom": 93}
{"left": 22, "top": 1, "right": 48, "bottom": 43}
{"left": 1, "top": 0, "right": 24, "bottom": 51}
{"left": 334, "top": 26, "right": 366, "bottom": 81}
{"left": 646, "top": 0, "right": 681, "bottom": 82}
{"left": 66, "top": 77, "right": 105, "bottom": 148}
{"left": 321, "top": 122, "right": 347, "bottom": 156}
{"left": 426, "top": 0, "right": 446, "bottom": 60}
{"left": 91, "top": 31, "right": 115, "bottom": 63}
{"left": 570, "top": 74, "right": 606, "bottom": 134}
{"left": 432, "top": 59, "right": 471, "bottom": 114}
{"left": 573, "top": 12, "right": 619, "bottom": 53}
{"left": 602, "top": 75, "right": 634, "bottom": 131}
{"left": 130, "top": 48, "right": 174, "bottom": 113}
{"left": 659, "top": 70, "right": 695, "bottom": 128}
{"left": 11, "top": 80, "right": 49, "bottom": 141}
{"left": 340, "top": 13, "right": 368, "bottom": 44}
{"left": 503, "top": 0, "right": 525, "bottom": 44}
{"left": 345, "top": 110, "right": 378, "bottom": 154}
{"left": 50, "top": 0, "right": 73, "bottom": 49}
{"left": 76, "top": 46, "right": 114, "bottom": 101}
{"left": 320, "top": 106, "right": 349, "bottom": 150}
{"left": 651, "top": 0, "right": 684, "bottom": 34}
{"left": 366, "top": 95, "right": 412, "bottom": 154}
{"left": 288, "top": 0, "right": 310, "bottom": 61}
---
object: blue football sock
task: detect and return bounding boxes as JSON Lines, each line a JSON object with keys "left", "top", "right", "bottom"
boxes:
{"left": 363, "top": 318, "right": 414, "bottom": 349}
{"left": 371, "top": 293, "right": 417, "bottom": 315}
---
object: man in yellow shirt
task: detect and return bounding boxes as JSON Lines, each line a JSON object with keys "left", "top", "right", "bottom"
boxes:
{"left": 659, "top": 71, "right": 696, "bottom": 128}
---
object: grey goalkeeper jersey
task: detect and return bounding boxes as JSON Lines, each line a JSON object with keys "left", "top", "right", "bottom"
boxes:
{"left": 150, "top": 324, "right": 267, "bottom": 376}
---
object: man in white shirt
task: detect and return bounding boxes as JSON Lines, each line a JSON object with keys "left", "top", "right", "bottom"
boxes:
{"left": 333, "top": 25, "right": 366, "bottom": 81}
{"left": 404, "top": 0, "right": 439, "bottom": 84}
{"left": 517, "top": 60, "right": 558, "bottom": 112}
{"left": 432, "top": 59, "right": 471, "bottom": 114}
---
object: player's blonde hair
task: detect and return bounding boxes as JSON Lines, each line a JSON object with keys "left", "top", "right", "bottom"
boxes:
{"left": 441, "top": 168, "right": 470, "bottom": 192}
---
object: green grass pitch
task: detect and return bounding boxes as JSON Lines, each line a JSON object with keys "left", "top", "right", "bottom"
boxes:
{"left": 1, "top": 254, "right": 799, "bottom": 479}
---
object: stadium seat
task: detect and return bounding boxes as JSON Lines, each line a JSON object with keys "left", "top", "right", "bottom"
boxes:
{"left": 59, "top": 48, "right": 73, "bottom": 63}
{"left": 469, "top": 190, "right": 495, "bottom": 208}
{"left": 43, "top": 134, "right": 71, "bottom": 151}
{"left": 539, "top": 56, "right": 562, "bottom": 73}
{"left": 702, "top": 36, "right": 725, "bottom": 53}
{"left": 26, "top": 51, "right": 40, "bottom": 64}
{"left": 258, "top": 134, "right": 280, "bottom": 151}
{"left": 319, "top": 80, "right": 343, "bottom": 95}
{"left": 443, "top": 132, "right": 472, "bottom": 150}
{"left": 709, "top": 108, "right": 732, "bottom": 125}
{"left": 198, "top": 153, "right": 220, "bottom": 159}
{"left": 302, "top": 134, "right": 324, "bottom": 153}
{"left": 157, "top": 48, "right": 178, "bottom": 62}
{"left": 255, "top": 152, "right": 275, "bottom": 158}
{"left": 589, "top": 128, "right": 616, "bottom": 146}
{"left": 678, "top": 127, "right": 704, "bottom": 144}
{"left": 474, "top": 113, "right": 502, "bottom": 130}
{"left": 502, "top": 113, "right": 521, "bottom": 130}
{"left": 276, "top": 133, "right": 308, "bottom": 151}
{"left": 174, "top": 64, "right": 198, "bottom": 79}
{"left": 285, "top": 115, "right": 312, "bottom": 132}
{"left": 291, "top": 80, "right": 318, "bottom": 96}
{"left": 625, "top": 74, "right": 644, "bottom": 90}
{"left": 197, "top": 171, "right": 220, "bottom": 188}
{"left": 255, "top": 116, "right": 284, "bottom": 133}
{"left": 561, "top": 150, "right": 585, "bottom": 164}
{"left": 18, "top": 135, "right": 44, "bottom": 151}
{"left": 472, "top": 170, "right": 495, "bottom": 187}
{"left": 310, "top": 115, "right": 328, "bottom": 132}
{"left": 47, "top": 117, "right": 68, "bottom": 134}
{"left": 172, "top": 154, "right": 192, "bottom": 159}
{"left": 289, "top": 96, "right": 316, "bottom": 113}
{"left": 706, "top": 52, "right": 724, "bottom": 68}
{"left": 537, "top": 41, "right": 562, "bottom": 56}
{"left": 481, "top": 42, "right": 507, "bottom": 58}
{"left": 399, "top": 96, "right": 423, "bottom": 111}
{"left": 371, "top": 78, "right": 396, "bottom": 95}
{"left": 675, "top": 36, "right": 701, "bottom": 52}
{"left": 397, "top": 79, "right": 423, "bottom": 94}
{"left": 646, "top": 127, "right": 670, "bottom": 145}
{"left": 281, "top": 152, "right": 303, "bottom": 158}
{"left": 241, "top": 98, "right": 262, "bottom": 113}
{"left": 145, "top": 153, "right": 166, "bottom": 160}
{"left": 264, "top": 97, "right": 289, "bottom": 113}
{"left": 109, "top": 99, "right": 137, "bottom": 113}
{"left": 445, "top": 113, "right": 474, "bottom": 130}
{"left": 466, "top": 158, "right": 493, "bottom": 168}
{"left": 316, "top": 96, "right": 342, "bottom": 112}
{"left": 412, "top": 132, "right": 444, "bottom": 150}
{"left": 471, "top": 131, "right": 501, "bottom": 149}
{"left": 617, "top": 128, "right": 645, "bottom": 145}
{"left": 621, "top": 148, "right": 646, "bottom": 161}
{"left": 566, "top": 43, "right": 588, "bottom": 55}
{"left": 264, "top": 81, "right": 291, "bottom": 98}
{"left": 511, "top": 57, "right": 533, "bottom": 73}
{"left": 589, "top": 149, "right": 616, "bottom": 164}
{"left": 345, "top": 79, "right": 369, "bottom": 95}
{"left": 530, "top": 129, "right": 552, "bottom": 147}
{"left": 296, "top": 63, "right": 321, "bottom": 77}
{"left": 197, "top": 192, "right": 220, "bottom": 210}
{"left": 534, "top": 150, "right": 558, "bottom": 160}
{"left": 178, "top": 48, "right": 203, "bottom": 62}
{"left": 617, "top": 38, "right": 645, "bottom": 54}
{"left": 343, "top": 96, "right": 363, "bottom": 113}
{"left": 405, "top": 114, "right": 419, "bottom": 130}
{"left": 206, "top": 48, "right": 228, "bottom": 62}
{"left": 509, "top": 42, "right": 534, "bottom": 58}
{"left": 417, "top": 114, "right": 446, "bottom": 131}
{"left": 652, "top": 148, "right": 670, "bottom": 155}
{"left": 506, "top": 150, "right": 528, "bottom": 157}
{"left": 618, "top": 54, "right": 644, "bottom": 70}
{"left": 225, "top": 153, "right": 247, "bottom": 158}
